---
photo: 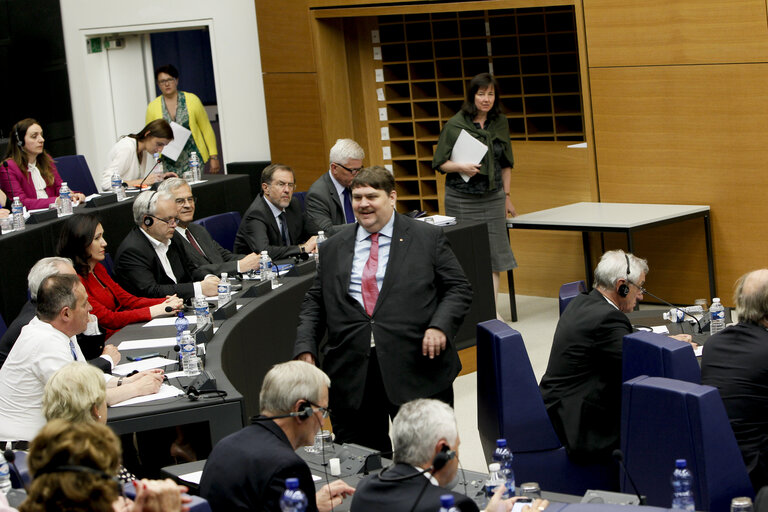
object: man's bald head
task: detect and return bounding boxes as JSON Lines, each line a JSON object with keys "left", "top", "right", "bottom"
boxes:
{"left": 734, "top": 269, "right": 768, "bottom": 326}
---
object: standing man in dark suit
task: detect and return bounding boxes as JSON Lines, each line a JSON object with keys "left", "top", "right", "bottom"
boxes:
{"left": 294, "top": 166, "right": 472, "bottom": 453}
{"left": 234, "top": 164, "right": 318, "bottom": 259}
{"left": 539, "top": 250, "right": 692, "bottom": 462}
{"left": 114, "top": 190, "right": 219, "bottom": 300}
{"left": 702, "top": 268, "right": 768, "bottom": 490}
{"left": 158, "top": 178, "right": 261, "bottom": 275}
{"left": 200, "top": 360, "right": 354, "bottom": 512}
{"left": 306, "top": 138, "right": 364, "bottom": 236}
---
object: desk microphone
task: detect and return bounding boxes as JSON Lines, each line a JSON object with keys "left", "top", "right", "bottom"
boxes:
{"left": 632, "top": 282, "right": 705, "bottom": 333}
{"left": 137, "top": 157, "right": 163, "bottom": 190}
{"left": 165, "top": 306, "right": 173, "bottom": 313}
{"left": 612, "top": 449, "right": 646, "bottom": 505}
{"left": 2, "top": 161, "right": 14, "bottom": 206}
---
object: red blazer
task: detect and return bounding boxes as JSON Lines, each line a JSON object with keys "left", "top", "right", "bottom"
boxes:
{"left": 81, "top": 263, "right": 164, "bottom": 339}
{"left": 0, "top": 157, "right": 63, "bottom": 210}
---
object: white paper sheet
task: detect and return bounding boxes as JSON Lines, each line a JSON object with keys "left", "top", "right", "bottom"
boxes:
{"left": 416, "top": 214, "right": 456, "bottom": 226}
{"left": 179, "top": 471, "right": 203, "bottom": 485}
{"left": 651, "top": 325, "right": 670, "bottom": 334}
{"left": 109, "top": 384, "right": 184, "bottom": 407}
{"left": 694, "top": 345, "right": 703, "bottom": 357}
{"left": 164, "top": 370, "right": 186, "bottom": 380}
{"left": 143, "top": 316, "right": 197, "bottom": 327}
{"left": 117, "top": 337, "right": 177, "bottom": 350}
{"left": 450, "top": 129, "right": 488, "bottom": 182}
{"left": 112, "top": 357, "right": 178, "bottom": 376}
{"left": 162, "top": 122, "right": 192, "bottom": 161}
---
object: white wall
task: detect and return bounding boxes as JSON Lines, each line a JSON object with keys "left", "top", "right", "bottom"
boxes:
{"left": 59, "top": 0, "right": 270, "bottom": 182}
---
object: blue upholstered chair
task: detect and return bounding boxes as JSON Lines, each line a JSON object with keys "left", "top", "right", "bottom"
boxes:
{"left": 476, "top": 319, "right": 617, "bottom": 495}
{"left": 621, "top": 376, "right": 753, "bottom": 512}
{"left": 622, "top": 331, "right": 701, "bottom": 384}
{"left": 293, "top": 191, "right": 307, "bottom": 213}
{"left": 194, "top": 211, "right": 242, "bottom": 253}
{"left": 10, "top": 450, "right": 29, "bottom": 489}
{"left": 559, "top": 280, "right": 586, "bottom": 316}
{"left": 53, "top": 155, "right": 99, "bottom": 196}
{"left": 102, "top": 253, "right": 115, "bottom": 278}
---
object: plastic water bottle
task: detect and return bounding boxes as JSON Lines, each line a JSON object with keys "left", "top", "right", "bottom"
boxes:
{"left": 0, "top": 450, "right": 11, "bottom": 495}
{"left": 152, "top": 153, "right": 163, "bottom": 181}
{"left": 493, "top": 438, "right": 515, "bottom": 496}
{"left": 315, "top": 230, "right": 326, "bottom": 264}
{"left": 194, "top": 295, "right": 211, "bottom": 330}
{"left": 279, "top": 477, "right": 307, "bottom": 512}
{"left": 11, "top": 197, "right": 24, "bottom": 231}
{"left": 111, "top": 170, "right": 126, "bottom": 200}
{"left": 218, "top": 273, "right": 231, "bottom": 305}
{"left": 439, "top": 494, "right": 460, "bottom": 512}
{"left": 260, "top": 251, "right": 274, "bottom": 282}
{"left": 180, "top": 331, "right": 200, "bottom": 376}
{"left": 731, "top": 497, "right": 754, "bottom": 512}
{"left": 59, "top": 182, "right": 73, "bottom": 215}
{"left": 175, "top": 311, "right": 189, "bottom": 344}
{"left": 189, "top": 152, "right": 200, "bottom": 182}
{"left": 710, "top": 298, "right": 725, "bottom": 336}
{"left": 671, "top": 459, "right": 695, "bottom": 511}
{"left": 484, "top": 462, "right": 510, "bottom": 502}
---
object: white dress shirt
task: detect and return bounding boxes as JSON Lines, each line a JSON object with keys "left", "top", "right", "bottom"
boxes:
{"left": 0, "top": 317, "right": 85, "bottom": 440}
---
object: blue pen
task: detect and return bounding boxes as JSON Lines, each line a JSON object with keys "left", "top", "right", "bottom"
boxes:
{"left": 127, "top": 352, "right": 160, "bottom": 362}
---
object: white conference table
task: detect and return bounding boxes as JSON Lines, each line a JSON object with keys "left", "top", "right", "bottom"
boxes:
{"left": 505, "top": 202, "right": 714, "bottom": 319}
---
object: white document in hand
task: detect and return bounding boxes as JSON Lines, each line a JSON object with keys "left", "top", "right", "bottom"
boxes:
{"left": 450, "top": 129, "right": 488, "bottom": 182}
{"left": 161, "top": 122, "right": 192, "bottom": 161}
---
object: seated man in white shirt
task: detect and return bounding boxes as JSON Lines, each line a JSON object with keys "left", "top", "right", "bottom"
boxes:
{"left": 0, "top": 274, "right": 163, "bottom": 442}
{"left": 114, "top": 190, "right": 220, "bottom": 300}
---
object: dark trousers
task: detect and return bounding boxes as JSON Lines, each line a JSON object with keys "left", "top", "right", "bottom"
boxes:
{"left": 330, "top": 348, "right": 454, "bottom": 454}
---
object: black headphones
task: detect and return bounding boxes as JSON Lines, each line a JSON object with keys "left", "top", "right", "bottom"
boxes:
{"left": 249, "top": 400, "right": 314, "bottom": 422}
{"left": 142, "top": 191, "right": 158, "bottom": 226}
{"left": 618, "top": 253, "right": 631, "bottom": 298}
{"left": 15, "top": 125, "right": 23, "bottom": 148}
{"left": 378, "top": 443, "right": 456, "bottom": 482}
{"left": 186, "top": 386, "right": 228, "bottom": 401}
{"left": 34, "top": 464, "right": 122, "bottom": 492}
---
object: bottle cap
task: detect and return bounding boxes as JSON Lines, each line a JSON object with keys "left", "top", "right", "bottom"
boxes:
{"left": 675, "top": 459, "right": 686, "bottom": 468}
{"left": 496, "top": 439, "right": 507, "bottom": 447}
{"left": 177, "top": 311, "right": 184, "bottom": 318}
{"left": 489, "top": 463, "right": 500, "bottom": 472}
{"left": 221, "top": 273, "right": 228, "bottom": 280}
{"left": 712, "top": 297, "right": 720, "bottom": 303}
{"left": 440, "top": 495, "right": 455, "bottom": 507}
{"left": 285, "top": 477, "right": 299, "bottom": 489}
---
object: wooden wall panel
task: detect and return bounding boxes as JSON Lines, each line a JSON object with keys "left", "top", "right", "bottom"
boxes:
{"left": 591, "top": 63, "right": 768, "bottom": 305}
{"left": 262, "top": 74, "right": 328, "bottom": 190}
{"left": 255, "top": 0, "right": 316, "bottom": 72}
{"left": 508, "top": 142, "right": 597, "bottom": 296}
{"left": 584, "top": 0, "right": 768, "bottom": 67}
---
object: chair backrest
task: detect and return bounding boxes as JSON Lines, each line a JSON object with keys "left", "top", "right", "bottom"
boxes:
{"left": 622, "top": 331, "right": 701, "bottom": 384}
{"left": 102, "top": 253, "right": 115, "bottom": 278}
{"left": 621, "top": 376, "right": 753, "bottom": 512}
{"left": 559, "top": 280, "right": 586, "bottom": 316}
{"left": 0, "top": 311, "right": 6, "bottom": 339}
{"left": 477, "top": 319, "right": 562, "bottom": 456}
{"left": 53, "top": 155, "right": 98, "bottom": 196}
{"left": 194, "top": 211, "right": 242, "bottom": 252}
{"left": 293, "top": 191, "right": 307, "bottom": 213}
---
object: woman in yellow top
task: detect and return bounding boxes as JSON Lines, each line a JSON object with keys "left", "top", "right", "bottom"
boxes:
{"left": 145, "top": 64, "right": 220, "bottom": 175}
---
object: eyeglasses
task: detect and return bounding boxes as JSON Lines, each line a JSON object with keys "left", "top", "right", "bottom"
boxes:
{"left": 157, "top": 78, "right": 176, "bottom": 85}
{"left": 272, "top": 180, "right": 296, "bottom": 190}
{"left": 174, "top": 196, "right": 197, "bottom": 206}
{"left": 334, "top": 162, "right": 362, "bottom": 174}
{"left": 148, "top": 215, "right": 179, "bottom": 226}
{"left": 308, "top": 401, "right": 331, "bottom": 419}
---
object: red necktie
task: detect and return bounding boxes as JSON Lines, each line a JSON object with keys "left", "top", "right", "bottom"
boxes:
{"left": 186, "top": 230, "right": 205, "bottom": 257}
{"left": 361, "top": 233, "right": 379, "bottom": 316}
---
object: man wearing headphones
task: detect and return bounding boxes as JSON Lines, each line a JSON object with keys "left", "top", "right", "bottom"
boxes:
{"left": 114, "top": 190, "right": 219, "bottom": 300}
{"left": 350, "top": 399, "right": 547, "bottom": 512}
{"left": 539, "top": 250, "right": 691, "bottom": 462}
{"left": 199, "top": 361, "right": 355, "bottom": 512}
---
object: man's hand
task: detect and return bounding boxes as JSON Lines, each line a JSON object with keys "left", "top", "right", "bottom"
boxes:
{"left": 303, "top": 236, "right": 319, "bottom": 254}
{"left": 422, "top": 328, "right": 447, "bottom": 359}
{"left": 128, "top": 371, "right": 164, "bottom": 396}
{"left": 316, "top": 479, "right": 355, "bottom": 512}
{"left": 102, "top": 345, "right": 121, "bottom": 366}
{"left": 238, "top": 253, "right": 261, "bottom": 272}
{"left": 296, "top": 352, "right": 316, "bottom": 365}
{"left": 485, "top": 489, "right": 550, "bottom": 512}
{"left": 669, "top": 333, "right": 698, "bottom": 349}
{"left": 201, "top": 275, "right": 220, "bottom": 297}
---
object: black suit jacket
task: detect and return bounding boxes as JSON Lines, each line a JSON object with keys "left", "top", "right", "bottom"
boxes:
{"left": 176, "top": 223, "right": 244, "bottom": 276}
{"left": 702, "top": 322, "right": 768, "bottom": 490}
{"left": 539, "top": 289, "right": 632, "bottom": 462}
{"left": 306, "top": 172, "right": 348, "bottom": 236}
{"left": 234, "top": 195, "right": 316, "bottom": 259}
{"left": 199, "top": 418, "right": 319, "bottom": 512}
{"left": 350, "top": 463, "right": 479, "bottom": 512}
{"left": 114, "top": 227, "right": 207, "bottom": 300}
{"left": 293, "top": 213, "right": 472, "bottom": 410}
{"left": 0, "top": 301, "right": 110, "bottom": 372}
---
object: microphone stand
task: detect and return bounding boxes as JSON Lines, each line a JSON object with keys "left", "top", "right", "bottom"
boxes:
{"left": 137, "top": 157, "right": 163, "bottom": 190}
{"left": 631, "top": 282, "right": 705, "bottom": 333}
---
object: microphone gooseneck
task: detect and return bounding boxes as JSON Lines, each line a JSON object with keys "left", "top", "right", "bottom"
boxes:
{"left": 631, "top": 283, "right": 704, "bottom": 333}
{"left": 2, "top": 161, "right": 14, "bottom": 206}
{"left": 612, "top": 449, "right": 646, "bottom": 505}
{"left": 137, "top": 157, "right": 163, "bottom": 190}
